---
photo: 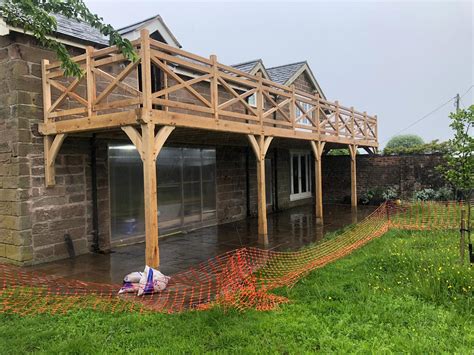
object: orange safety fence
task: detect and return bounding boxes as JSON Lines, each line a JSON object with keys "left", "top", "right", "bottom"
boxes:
{"left": 0, "top": 200, "right": 468, "bottom": 315}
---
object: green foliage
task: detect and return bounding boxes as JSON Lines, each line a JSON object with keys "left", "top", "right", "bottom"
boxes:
{"left": 360, "top": 185, "right": 399, "bottom": 205}
{"left": 412, "top": 186, "right": 454, "bottom": 201}
{"left": 327, "top": 148, "right": 349, "bottom": 156}
{"left": 384, "top": 134, "right": 424, "bottom": 154}
{"left": 0, "top": 0, "right": 138, "bottom": 77}
{"left": 0, "top": 230, "right": 472, "bottom": 352}
{"left": 383, "top": 139, "right": 449, "bottom": 156}
{"left": 437, "top": 105, "right": 474, "bottom": 199}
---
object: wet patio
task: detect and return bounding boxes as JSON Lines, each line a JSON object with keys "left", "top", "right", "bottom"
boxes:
{"left": 29, "top": 204, "right": 375, "bottom": 284}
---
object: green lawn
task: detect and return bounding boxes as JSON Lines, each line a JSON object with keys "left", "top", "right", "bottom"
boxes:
{"left": 1, "top": 229, "right": 473, "bottom": 353}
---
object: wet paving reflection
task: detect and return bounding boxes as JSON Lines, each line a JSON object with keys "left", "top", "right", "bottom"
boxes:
{"left": 28, "top": 204, "right": 376, "bottom": 284}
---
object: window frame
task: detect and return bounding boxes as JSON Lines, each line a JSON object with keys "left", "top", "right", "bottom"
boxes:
{"left": 295, "top": 101, "right": 313, "bottom": 132}
{"left": 289, "top": 150, "right": 312, "bottom": 201}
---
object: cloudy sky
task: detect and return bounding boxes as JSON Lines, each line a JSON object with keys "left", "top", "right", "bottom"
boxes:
{"left": 84, "top": 0, "right": 473, "bottom": 146}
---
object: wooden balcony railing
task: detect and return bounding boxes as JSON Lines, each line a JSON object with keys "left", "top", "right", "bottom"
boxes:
{"left": 39, "top": 30, "right": 378, "bottom": 147}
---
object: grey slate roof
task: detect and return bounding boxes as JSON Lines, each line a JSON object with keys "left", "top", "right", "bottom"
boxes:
{"left": 231, "top": 59, "right": 262, "bottom": 74}
{"left": 53, "top": 14, "right": 108, "bottom": 46}
{"left": 266, "top": 61, "right": 306, "bottom": 85}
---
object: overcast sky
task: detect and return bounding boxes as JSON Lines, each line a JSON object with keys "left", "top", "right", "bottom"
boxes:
{"left": 85, "top": 0, "right": 473, "bottom": 146}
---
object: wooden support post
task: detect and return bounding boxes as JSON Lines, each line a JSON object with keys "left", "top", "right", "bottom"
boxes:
{"left": 140, "top": 29, "right": 152, "bottom": 121}
{"left": 86, "top": 46, "right": 96, "bottom": 117}
{"left": 350, "top": 106, "right": 355, "bottom": 140}
{"left": 310, "top": 141, "right": 325, "bottom": 224}
{"left": 210, "top": 54, "right": 219, "bottom": 122}
{"left": 41, "top": 58, "right": 66, "bottom": 187}
{"left": 335, "top": 100, "right": 340, "bottom": 136}
{"left": 142, "top": 122, "right": 159, "bottom": 267}
{"left": 256, "top": 72, "right": 264, "bottom": 132}
{"left": 363, "top": 111, "right": 368, "bottom": 140}
{"left": 349, "top": 144, "right": 358, "bottom": 207}
{"left": 290, "top": 84, "right": 296, "bottom": 130}
{"left": 122, "top": 124, "right": 175, "bottom": 268}
{"left": 247, "top": 134, "right": 273, "bottom": 239}
{"left": 315, "top": 93, "right": 321, "bottom": 137}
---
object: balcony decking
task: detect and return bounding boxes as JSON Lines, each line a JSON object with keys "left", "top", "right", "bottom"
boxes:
{"left": 39, "top": 29, "right": 379, "bottom": 268}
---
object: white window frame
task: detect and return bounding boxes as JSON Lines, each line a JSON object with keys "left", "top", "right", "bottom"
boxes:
{"left": 295, "top": 101, "right": 313, "bottom": 132}
{"left": 247, "top": 92, "right": 257, "bottom": 108}
{"left": 290, "top": 151, "right": 312, "bottom": 201}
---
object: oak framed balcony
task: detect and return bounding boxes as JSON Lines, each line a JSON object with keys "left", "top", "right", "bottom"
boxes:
{"left": 38, "top": 29, "right": 379, "bottom": 268}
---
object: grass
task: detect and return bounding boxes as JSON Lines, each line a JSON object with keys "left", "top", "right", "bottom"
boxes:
{"left": 1, "top": 229, "right": 473, "bottom": 353}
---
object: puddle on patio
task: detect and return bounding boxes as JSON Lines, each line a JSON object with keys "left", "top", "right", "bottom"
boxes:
{"left": 28, "top": 204, "right": 376, "bottom": 284}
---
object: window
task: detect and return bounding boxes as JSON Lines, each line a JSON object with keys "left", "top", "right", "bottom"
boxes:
{"left": 295, "top": 101, "right": 313, "bottom": 132}
{"left": 109, "top": 145, "right": 216, "bottom": 240}
{"left": 290, "top": 151, "right": 312, "bottom": 201}
{"left": 247, "top": 93, "right": 257, "bottom": 108}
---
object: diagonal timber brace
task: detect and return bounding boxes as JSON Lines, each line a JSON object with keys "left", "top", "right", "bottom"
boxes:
{"left": 44, "top": 134, "right": 67, "bottom": 187}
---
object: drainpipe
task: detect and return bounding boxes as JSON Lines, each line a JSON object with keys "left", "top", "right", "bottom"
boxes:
{"left": 274, "top": 148, "right": 279, "bottom": 211}
{"left": 245, "top": 146, "right": 251, "bottom": 217}
{"left": 90, "top": 133, "right": 100, "bottom": 253}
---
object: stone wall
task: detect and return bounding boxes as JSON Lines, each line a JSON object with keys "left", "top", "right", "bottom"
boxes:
{"left": 0, "top": 32, "right": 109, "bottom": 265}
{"left": 292, "top": 71, "right": 316, "bottom": 94}
{"left": 321, "top": 154, "right": 446, "bottom": 203}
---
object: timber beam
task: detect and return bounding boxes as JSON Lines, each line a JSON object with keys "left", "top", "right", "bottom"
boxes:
{"left": 150, "top": 110, "right": 379, "bottom": 148}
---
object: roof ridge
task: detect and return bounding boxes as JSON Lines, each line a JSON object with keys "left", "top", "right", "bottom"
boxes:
{"left": 231, "top": 59, "right": 263, "bottom": 67}
{"left": 267, "top": 61, "right": 307, "bottom": 70}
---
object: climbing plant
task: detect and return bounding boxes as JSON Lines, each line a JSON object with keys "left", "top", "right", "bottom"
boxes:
{"left": 0, "top": 0, "right": 137, "bottom": 77}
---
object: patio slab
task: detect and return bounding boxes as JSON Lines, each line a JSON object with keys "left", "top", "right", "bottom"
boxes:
{"left": 28, "top": 204, "right": 376, "bottom": 284}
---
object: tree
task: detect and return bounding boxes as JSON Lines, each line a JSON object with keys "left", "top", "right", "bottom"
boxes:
{"left": 0, "top": 0, "right": 137, "bottom": 77}
{"left": 438, "top": 105, "right": 474, "bottom": 200}
{"left": 383, "top": 134, "right": 424, "bottom": 154}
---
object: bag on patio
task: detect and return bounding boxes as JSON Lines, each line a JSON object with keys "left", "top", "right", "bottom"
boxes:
{"left": 137, "top": 265, "right": 170, "bottom": 296}
{"left": 118, "top": 271, "right": 143, "bottom": 294}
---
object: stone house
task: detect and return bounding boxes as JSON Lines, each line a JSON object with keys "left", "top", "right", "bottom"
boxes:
{"left": 0, "top": 14, "right": 378, "bottom": 266}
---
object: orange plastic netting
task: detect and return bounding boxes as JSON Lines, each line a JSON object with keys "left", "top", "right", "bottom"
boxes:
{"left": 0, "top": 201, "right": 467, "bottom": 315}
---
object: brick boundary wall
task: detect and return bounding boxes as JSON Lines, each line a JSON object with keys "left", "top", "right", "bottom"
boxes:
{"left": 321, "top": 154, "right": 447, "bottom": 203}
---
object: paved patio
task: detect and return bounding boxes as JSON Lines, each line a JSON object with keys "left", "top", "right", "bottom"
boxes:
{"left": 28, "top": 204, "right": 375, "bottom": 284}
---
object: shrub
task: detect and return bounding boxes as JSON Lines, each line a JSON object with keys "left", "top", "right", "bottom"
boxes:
{"left": 383, "top": 140, "right": 449, "bottom": 155}
{"left": 412, "top": 186, "right": 454, "bottom": 201}
{"left": 360, "top": 185, "right": 399, "bottom": 205}
{"left": 384, "top": 134, "right": 424, "bottom": 154}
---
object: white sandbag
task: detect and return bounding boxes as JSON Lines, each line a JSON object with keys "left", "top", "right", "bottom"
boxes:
{"left": 137, "top": 265, "right": 170, "bottom": 296}
{"left": 123, "top": 271, "right": 143, "bottom": 283}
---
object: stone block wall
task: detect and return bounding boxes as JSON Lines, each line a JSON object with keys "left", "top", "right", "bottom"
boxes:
{"left": 321, "top": 154, "right": 446, "bottom": 203}
{"left": 0, "top": 32, "right": 110, "bottom": 265}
